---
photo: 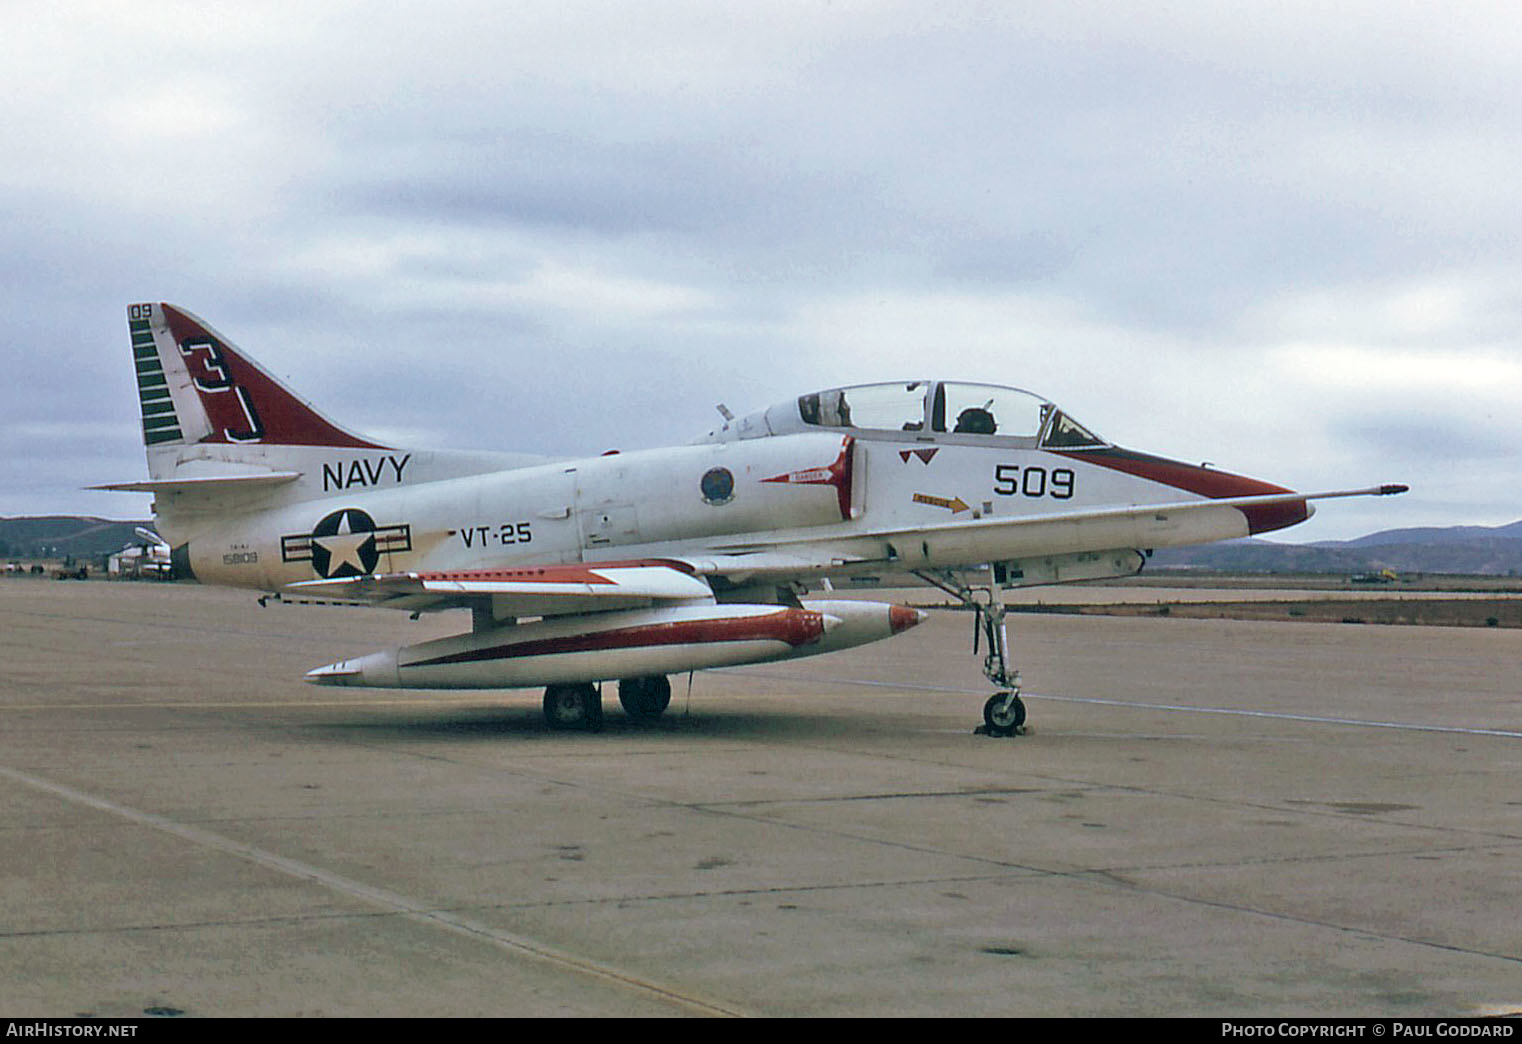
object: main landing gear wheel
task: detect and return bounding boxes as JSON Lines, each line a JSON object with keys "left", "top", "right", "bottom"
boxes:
{"left": 982, "top": 692, "right": 1026, "bottom": 737}
{"left": 543, "top": 682, "right": 603, "bottom": 731}
{"left": 617, "top": 675, "right": 672, "bottom": 721}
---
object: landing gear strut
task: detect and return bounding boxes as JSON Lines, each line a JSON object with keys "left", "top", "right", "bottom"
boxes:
{"left": 915, "top": 571, "right": 1026, "bottom": 737}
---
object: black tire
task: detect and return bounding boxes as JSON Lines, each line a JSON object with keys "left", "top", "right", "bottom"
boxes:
{"left": 544, "top": 683, "right": 603, "bottom": 731}
{"left": 618, "top": 675, "right": 672, "bottom": 720}
{"left": 983, "top": 692, "right": 1026, "bottom": 735}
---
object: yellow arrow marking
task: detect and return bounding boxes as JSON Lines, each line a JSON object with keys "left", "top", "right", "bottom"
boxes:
{"left": 913, "top": 493, "right": 971, "bottom": 513}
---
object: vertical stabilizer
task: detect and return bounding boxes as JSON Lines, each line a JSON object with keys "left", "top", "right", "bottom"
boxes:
{"left": 127, "top": 302, "right": 388, "bottom": 452}
{"left": 106, "top": 304, "right": 541, "bottom": 550}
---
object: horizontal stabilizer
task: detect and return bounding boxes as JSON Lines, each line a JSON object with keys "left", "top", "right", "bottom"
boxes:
{"left": 90, "top": 472, "right": 302, "bottom": 494}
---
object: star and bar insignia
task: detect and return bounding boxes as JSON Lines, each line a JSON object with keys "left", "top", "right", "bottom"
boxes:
{"left": 281, "top": 508, "right": 412, "bottom": 578}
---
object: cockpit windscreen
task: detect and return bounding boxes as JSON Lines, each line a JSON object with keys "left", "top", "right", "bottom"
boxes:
{"left": 793, "top": 380, "right": 1106, "bottom": 447}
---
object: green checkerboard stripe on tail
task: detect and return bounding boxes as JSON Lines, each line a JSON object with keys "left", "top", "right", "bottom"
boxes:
{"left": 130, "top": 316, "right": 182, "bottom": 445}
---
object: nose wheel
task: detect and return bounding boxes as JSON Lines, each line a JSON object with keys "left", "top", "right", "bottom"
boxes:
{"left": 982, "top": 691, "right": 1026, "bottom": 737}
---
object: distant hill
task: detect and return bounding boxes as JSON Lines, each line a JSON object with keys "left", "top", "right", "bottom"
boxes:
{"left": 0, "top": 516, "right": 154, "bottom": 560}
{"left": 1152, "top": 519, "right": 1522, "bottom": 576}
{"left": 1316, "top": 521, "right": 1522, "bottom": 548}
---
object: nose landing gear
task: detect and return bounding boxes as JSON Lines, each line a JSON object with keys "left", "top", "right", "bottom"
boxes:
{"left": 916, "top": 571, "right": 1027, "bottom": 737}
{"left": 971, "top": 595, "right": 1026, "bottom": 737}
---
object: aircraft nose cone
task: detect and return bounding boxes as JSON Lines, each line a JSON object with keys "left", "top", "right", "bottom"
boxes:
{"left": 1056, "top": 447, "right": 1313, "bottom": 535}
{"left": 889, "top": 605, "right": 928, "bottom": 634}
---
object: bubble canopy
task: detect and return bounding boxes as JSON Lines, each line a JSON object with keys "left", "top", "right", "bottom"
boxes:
{"left": 703, "top": 381, "right": 1106, "bottom": 448}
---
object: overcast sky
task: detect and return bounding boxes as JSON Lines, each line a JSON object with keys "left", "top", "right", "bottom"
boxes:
{"left": 4, "top": 1, "right": 1519, "bottom": 541}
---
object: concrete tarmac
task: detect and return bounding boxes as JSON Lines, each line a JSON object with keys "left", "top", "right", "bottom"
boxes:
{"left": 2, "top": 579, "right": 1519, "bottom": 1017}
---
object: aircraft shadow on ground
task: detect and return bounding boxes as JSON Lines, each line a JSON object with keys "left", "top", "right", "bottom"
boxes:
{"left": 300, "top": 704, "right": 843, "bottom": 742}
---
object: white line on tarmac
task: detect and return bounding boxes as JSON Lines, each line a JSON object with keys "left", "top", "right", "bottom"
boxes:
{"left": 720, "top": 670, "right": 1522, "bottom": 739}
{"left": 1027, "top": 691, "right": 1522, "bottom": 739}
{"left": 0, "top": 763, "right": 747, "bottom": 1018}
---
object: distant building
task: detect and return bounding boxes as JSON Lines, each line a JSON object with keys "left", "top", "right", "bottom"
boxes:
{"left": 108, "top": 540, "right": 173, "bottom": 580}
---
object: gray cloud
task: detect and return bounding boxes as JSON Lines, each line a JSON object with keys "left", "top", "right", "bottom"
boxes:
{"left": 4, "top": 2, "right": 1520, "bottom": 538}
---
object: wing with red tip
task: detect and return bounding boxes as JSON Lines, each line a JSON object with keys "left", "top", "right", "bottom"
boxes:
{"left": 284, "top": 560, "right": 716, "bottom": 616}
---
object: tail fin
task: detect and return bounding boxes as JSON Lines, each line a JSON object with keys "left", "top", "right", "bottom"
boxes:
{"left": 127, "top": 302, "right": 387, "bottom": 450}
{"left": 108, "top": 304, "right": 537, "bottom": 536}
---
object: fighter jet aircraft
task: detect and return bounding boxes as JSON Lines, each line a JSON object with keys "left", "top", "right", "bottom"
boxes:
{"left": 100, "top": 303, "right": 1406, "bottom": 734}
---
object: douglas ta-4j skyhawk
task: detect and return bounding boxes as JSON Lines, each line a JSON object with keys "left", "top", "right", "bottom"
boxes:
{"left": 100, "top": 303, "right": 1406, "bottom": 735}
